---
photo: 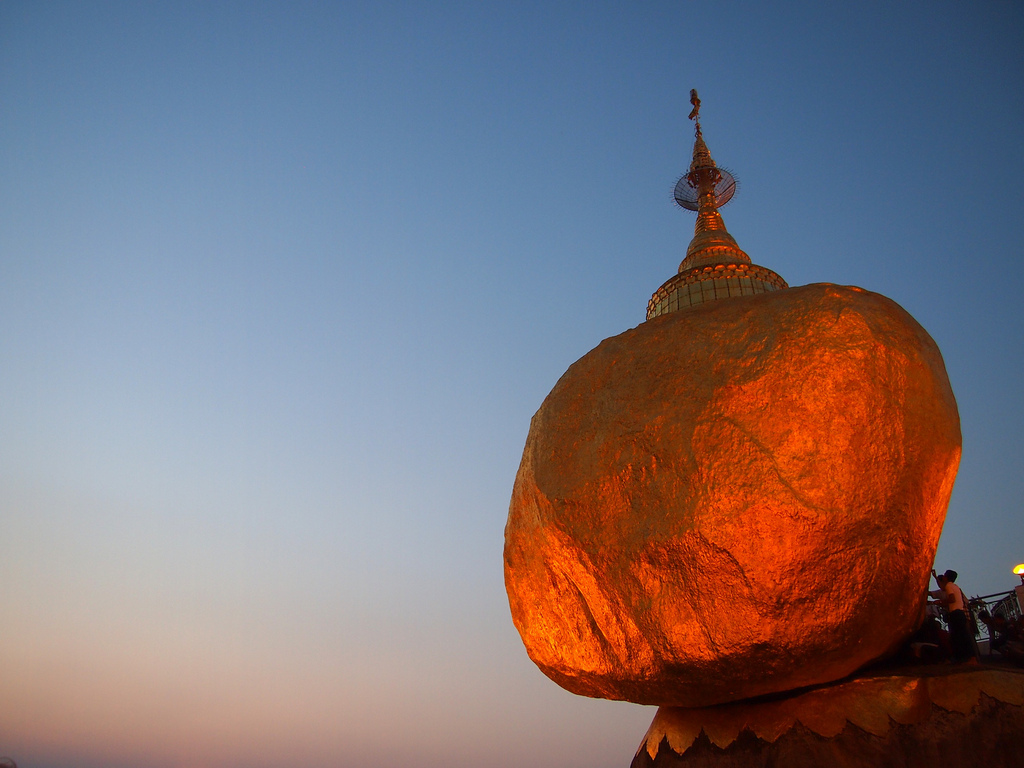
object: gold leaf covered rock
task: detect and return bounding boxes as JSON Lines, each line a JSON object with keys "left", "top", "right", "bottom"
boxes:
{"left": 504, "top": 283, "right": 961, "bottom": 707}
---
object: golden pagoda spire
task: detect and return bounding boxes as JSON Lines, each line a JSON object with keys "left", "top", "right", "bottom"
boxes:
{"left": 677, "top": 90, "right": 750, "bottom": 271}
{"left": 646, "top": 91, "right": 788, "bottom": 319}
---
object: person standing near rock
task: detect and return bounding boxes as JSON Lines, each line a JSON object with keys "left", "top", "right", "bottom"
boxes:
{"left": 931, "top": 569, "right": 974, "bottom": 663}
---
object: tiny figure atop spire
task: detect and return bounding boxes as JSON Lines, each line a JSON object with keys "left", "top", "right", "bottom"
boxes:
{"left": 688, "top": 89, "right": 701, "bottom": 127}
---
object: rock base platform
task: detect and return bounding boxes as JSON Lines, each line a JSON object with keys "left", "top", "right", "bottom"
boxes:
{"left": 631, "top": 664, "right": 1024, "bottom": 768}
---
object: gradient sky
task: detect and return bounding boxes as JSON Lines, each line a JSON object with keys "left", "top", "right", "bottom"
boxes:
{"left": 1, "top": 2, "right": 1022, "bottom": 767}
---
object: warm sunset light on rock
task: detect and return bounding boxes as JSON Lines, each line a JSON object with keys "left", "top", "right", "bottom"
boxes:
{"left": 504, "top": 93, "right": 962, "bottom": 709}
{"left": 505, "top": 282, "right": 961, "bottom": 707}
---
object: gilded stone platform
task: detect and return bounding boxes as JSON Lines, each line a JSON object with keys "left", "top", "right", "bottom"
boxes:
{"left": 631, "top": 664, "right": 1024, "bottom": 768}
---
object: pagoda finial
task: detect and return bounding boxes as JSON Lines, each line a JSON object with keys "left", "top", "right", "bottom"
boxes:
{"left": 688, "top": 89, "right": 702, "bottom": 129}
{"left": 674, "top": 92, "right": 745, "bottom": 270}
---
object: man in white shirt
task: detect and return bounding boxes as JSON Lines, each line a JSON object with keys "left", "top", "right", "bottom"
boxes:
{"left": 929, "top": 568, "right": 974, "bottom": 663}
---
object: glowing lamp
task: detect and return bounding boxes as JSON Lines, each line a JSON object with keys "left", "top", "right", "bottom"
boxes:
{"left": 1014, "top": 564, "right": 1024, "bottom": 584}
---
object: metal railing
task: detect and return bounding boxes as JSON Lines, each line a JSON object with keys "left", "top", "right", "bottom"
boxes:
{"left": 967, "top": 589, "right": 1021, "bottom": 646}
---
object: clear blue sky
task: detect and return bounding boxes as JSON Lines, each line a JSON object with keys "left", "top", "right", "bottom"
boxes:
{"left": 1, "top": 2, "right": 1021, "bottom": 767}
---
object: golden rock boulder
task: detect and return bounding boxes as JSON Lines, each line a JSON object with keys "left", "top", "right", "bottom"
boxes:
{"left": 504, "top": 283, "right": 961, "bottom": 708}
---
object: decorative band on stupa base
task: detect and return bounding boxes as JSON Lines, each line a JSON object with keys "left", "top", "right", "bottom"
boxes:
{"left": 647, "top": 262, "right": 788, "bottom": 318}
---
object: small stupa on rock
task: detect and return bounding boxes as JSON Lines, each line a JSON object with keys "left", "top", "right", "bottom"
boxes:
{"left": 647, "top": 90, "right": 787, "bottom": 317}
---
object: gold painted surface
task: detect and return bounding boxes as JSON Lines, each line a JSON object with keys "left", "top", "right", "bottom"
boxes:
{"left": 638, "top": 668, "right": 1024, "bottom": 759}
{"left": 926, "top": 668, "right": 1024, "bottom": 712}
{"left": 504, "top": 283, "right": 961, "bottom": 707}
